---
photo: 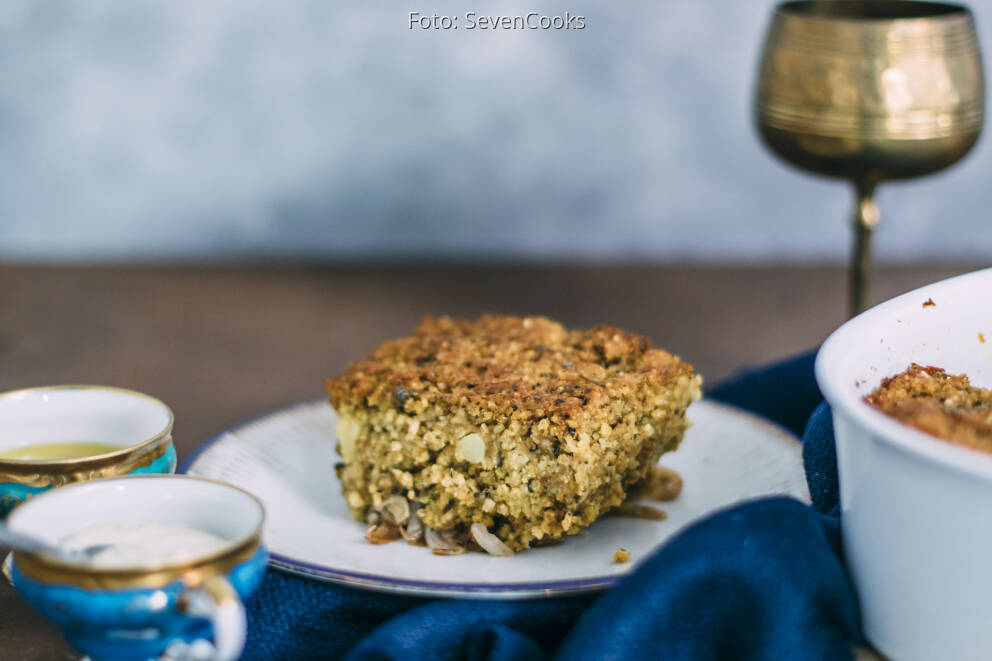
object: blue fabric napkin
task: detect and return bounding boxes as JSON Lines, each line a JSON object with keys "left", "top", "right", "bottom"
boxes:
{"left": 241, "top": 351, "right": 862, "bottom": 660}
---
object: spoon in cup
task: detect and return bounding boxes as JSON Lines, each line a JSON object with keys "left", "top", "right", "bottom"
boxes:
{"left": 0, "top": 522, "right": 110, "bottom": 563}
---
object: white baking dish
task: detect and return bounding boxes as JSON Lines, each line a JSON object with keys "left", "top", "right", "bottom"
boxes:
{"left": 816, "top": 267, "right": 992, "bottom": 661}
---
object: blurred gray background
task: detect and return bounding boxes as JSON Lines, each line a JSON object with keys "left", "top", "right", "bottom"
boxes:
{"left": 1, "top": 0, "right": 990, "bottom": 263}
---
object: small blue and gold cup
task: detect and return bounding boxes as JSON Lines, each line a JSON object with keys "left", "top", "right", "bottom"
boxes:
{"left": 0, "top": 385, "right": 177, "bottom": 515}
{"left": 7, "top": 475, "right": 268, "bottom": 661}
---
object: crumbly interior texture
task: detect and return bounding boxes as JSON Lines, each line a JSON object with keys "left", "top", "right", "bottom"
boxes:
{"left": 866, "top": 363, "right": 992, "bottom": 453}
{"left": 325, "top": 315, "right": 702, "bottom": 552}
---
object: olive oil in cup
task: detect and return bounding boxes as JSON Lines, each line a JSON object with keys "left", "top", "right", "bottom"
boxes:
{"left": 0, "top": 386, "right": 177, "bottom": 515}
{"left": 0, "top": 442, "right": 121, "bottom": 461}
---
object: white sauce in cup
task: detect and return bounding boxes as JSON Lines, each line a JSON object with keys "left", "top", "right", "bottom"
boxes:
{"left": 60, "top": 521, "right": 228, "bottom": 568}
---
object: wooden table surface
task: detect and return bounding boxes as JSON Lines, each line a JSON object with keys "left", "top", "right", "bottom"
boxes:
{"left": 0, "top": 263, "right": 975, "bottom": 660}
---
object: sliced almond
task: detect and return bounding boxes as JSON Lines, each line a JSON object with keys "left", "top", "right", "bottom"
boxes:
{"left": 425, "top": 527, "right": 466, "bottom": 556}
{"left": 470, "top": 523, "right": 514, "bottom": 557}
{"left": 365, "top": 520, "right": 400, "bottom": 544}
{"left": 336, "top": 414, "right": 360, "bottom": 462}
{"left": 400, "top": 504, "right": 425, "bottom": 545}
{"left": 381, "top": 495, "right": 410, "bottom": 527}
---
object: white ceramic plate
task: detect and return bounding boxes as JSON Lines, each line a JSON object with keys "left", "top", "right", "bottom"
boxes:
{"left": 183, "top": 399, "right": 809, "bottom": 599}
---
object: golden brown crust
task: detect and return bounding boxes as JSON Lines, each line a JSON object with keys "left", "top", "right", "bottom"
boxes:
{"left": 325, "top": 315, "right": 693, "bottom": 419}
{"left": 866, "top": 363, "right": 992, "bottom": 453}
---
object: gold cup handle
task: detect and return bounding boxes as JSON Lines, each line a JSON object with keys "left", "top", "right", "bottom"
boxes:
{"left": 168, "top": 574, "right": 246, "bottom": 661}
{"left": 850, "top": 181, "right": 880, "bottom": 317}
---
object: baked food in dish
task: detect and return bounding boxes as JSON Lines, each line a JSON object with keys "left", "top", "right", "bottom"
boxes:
{"left": 324, "top": 315, "right": 701, "bottom": 554}
{"left": 866, "top": 363, "right": 992, "bottom": 453}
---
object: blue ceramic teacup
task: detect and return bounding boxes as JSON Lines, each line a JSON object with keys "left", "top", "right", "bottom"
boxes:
{"left": 0, "top": 386, "right": 178, "bottom": 516}
{"left": 7, "top": 475, "right": 268, "bottom": 661}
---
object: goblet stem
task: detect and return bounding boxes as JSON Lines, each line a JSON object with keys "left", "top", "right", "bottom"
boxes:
{"left": 849, "top": 181, "right": 880, "bottom": 317}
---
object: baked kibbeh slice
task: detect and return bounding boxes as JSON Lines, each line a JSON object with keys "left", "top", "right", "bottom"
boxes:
{"left": 324, "top": 315, "right": 702, "bottom": 554}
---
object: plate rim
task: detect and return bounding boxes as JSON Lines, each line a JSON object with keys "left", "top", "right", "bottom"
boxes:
{"left": 180, "top": 398, "right": 804, "bottom": 599}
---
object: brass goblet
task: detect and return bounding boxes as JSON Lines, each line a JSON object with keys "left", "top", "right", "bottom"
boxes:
{"left": 755, "top": 1, "right": 984, "bottom": 316}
